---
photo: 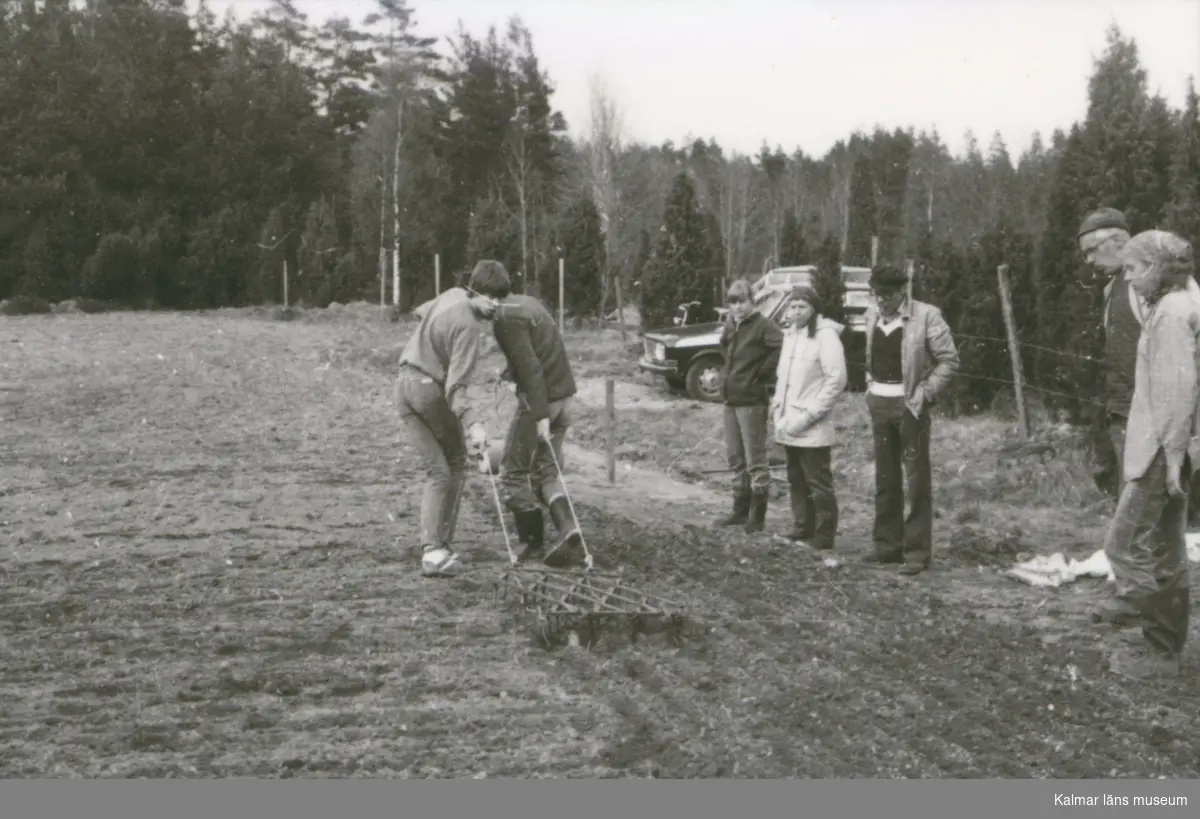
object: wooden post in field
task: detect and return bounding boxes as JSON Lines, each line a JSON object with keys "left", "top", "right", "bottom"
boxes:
{"left": 393, "top": 262, "right": 400, "bottom": 306}
{"left": 905, "top": 259, "right": 914, "bottom": 304}
{"left": 870, "top": 236, "right": 879, "bottom": 267}
{"left": 996, "top": 263, "right": 1029, "bottom": 440}
{"left": 558, "top": 257, "right": 565, "bottom": 334}
{"left": 434, "top": 253, "right": 441, "bottom": 295}
{"left": 282, "top": 260, "right": 289, "bottom": 309}
{"left": 605, "top": 377, "right": 616, "bottom": 484}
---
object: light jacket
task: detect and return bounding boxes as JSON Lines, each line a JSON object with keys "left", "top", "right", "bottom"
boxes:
{"left": 1103, "top": 275, "right": 1200, "bottom": 329}
{"left": 773, "top": 317, "right": 848, "bottom": 448}
{"left": 863, "top": 298, "right": 960, "bottom": 419}
{"left": 1123, "top": 288, "right": 1200, "bottom": 483}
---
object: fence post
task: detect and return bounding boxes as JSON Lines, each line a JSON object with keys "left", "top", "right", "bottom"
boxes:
{"left": 434, "top": 253, "right": 441, "bottom": 296}
{"left": 605, "top": 377, "right": 616, "bottom": 485}
{"left": 558, "top": 257, "right": 565, "bottom": 334}
{"left": 996, "top": 263, "right": 1029, "bottom": 440}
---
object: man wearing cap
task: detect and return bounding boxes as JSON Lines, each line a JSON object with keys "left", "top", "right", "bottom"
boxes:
{"left": 862, "top": 264, "right": 960, "bottom": 576}
{"left": 397, "top": 260, "right": 511, "bottom": 578}
{"left": 1076, "top": 207, "right": 1200, "bottom": 499}
{"left": 1096, "top": 230, "right": 1198, "bottom": 679}
{"left": 491, "top": 292, "right": 585, "bottom": 567}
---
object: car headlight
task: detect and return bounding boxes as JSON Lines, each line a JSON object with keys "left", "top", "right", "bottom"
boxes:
{"left": 654, "top": 342, "right": 667, "bottom": 361}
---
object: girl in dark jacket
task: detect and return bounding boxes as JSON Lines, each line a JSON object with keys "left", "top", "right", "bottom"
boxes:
{"left": 716, "top": 278, "right": 783, "bottom": 533}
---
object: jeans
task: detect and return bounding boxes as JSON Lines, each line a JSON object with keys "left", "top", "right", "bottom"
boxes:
{"left": 723, "top": 404, "right": 770, "bottom": 491}
{"left": 866, "top": 392, "right": 933, "bottom": 565}
{"left": 396, "top": 370, "right": 469, "bottom": 550}
{"left": 1104, "top": 447, "right": 1191, "bottom": 657}
{"left": 500, "top": 395, "right": 574, "bottom": 511}
{"left": 784, "top": 445, "right": 838, "bottom": 549}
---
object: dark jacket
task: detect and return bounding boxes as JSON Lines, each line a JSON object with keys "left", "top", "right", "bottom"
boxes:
{"left": 719, "top": 311, "right": 783, "bottom": 407}
{"left": 493, "top": 294, "right": 577, "bottom": 421}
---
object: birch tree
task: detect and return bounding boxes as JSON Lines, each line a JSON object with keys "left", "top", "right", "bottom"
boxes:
{"left": 585, "top": 75, "right": 625, "bottom": 328}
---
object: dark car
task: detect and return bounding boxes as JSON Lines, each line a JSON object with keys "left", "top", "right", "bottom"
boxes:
{"left": 638, "top": 267, "right": 872, "bottom": 402}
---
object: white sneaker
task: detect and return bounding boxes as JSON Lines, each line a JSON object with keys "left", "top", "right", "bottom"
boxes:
{"left": 421, "top": 547, "right": 460, "bottom": 578}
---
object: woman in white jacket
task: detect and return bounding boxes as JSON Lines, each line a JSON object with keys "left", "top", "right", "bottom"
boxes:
{"left": 771, "top": 285, "right": 849, "bottom": 549}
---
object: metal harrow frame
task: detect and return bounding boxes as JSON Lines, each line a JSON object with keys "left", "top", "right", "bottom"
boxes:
{"left": 494, "top": 567, "right": 690, "bottom": 647}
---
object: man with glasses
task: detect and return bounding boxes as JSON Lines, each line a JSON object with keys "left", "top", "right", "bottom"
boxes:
{"left": 1077, "top": 208, "right": 1138, "bottom": 499}
{"left": 397, "top": 260, "right": 511, "bottom": 578}
{"left": 862, "top": 264, "right": 960, "bottom": 576}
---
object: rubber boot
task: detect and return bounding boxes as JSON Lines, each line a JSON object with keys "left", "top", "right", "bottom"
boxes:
{"left": 717, "top": 476, "right": 751, "bottom": 526}
{"left": 511, "top": 507, "right": 545, "bottom": 563}
{"left": 787, "top": 484, "right": 812, "bottom": 542}
{"left": 543, "top": 496, "right": 585, "bottom": 567}
{"left": 744, "top": 488, "right": 768, "bottom": 534}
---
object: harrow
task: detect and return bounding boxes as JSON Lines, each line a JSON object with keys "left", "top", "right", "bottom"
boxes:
{"left": 494, "top": 566, "right": 691, "bottom": 647}
{"left": 474, "top": 415, "right": 691, "bottom": 647}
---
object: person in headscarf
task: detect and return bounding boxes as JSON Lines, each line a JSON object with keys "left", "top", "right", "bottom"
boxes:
{"left": 1096, "top": 229, "right": 1199, "bottom": 680}
{"left": 715, "top": 278, "right": 783, "bottom": 533}
{"left": 771, "top": 285, "right": 848, "bottom": 550}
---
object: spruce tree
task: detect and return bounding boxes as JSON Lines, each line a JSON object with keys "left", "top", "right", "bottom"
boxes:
{"left": 641, "top": 171, "right": 719, "bottom": 330}
{"left": 558, "top": 193, "right": 606, "bottom": 317}
{"left": 812, "top": 232, "right": 844, "bottom": 325}
{"left": 779, "top": 208, "right": 809, "bottom": 266}
{"left": 1166, "top": 79, "right": 1200, "bottom": 248}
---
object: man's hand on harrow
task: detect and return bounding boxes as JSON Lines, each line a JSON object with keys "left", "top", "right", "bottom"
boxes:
{"left": 536, "top": 417, "right": 552, "bottom": 443}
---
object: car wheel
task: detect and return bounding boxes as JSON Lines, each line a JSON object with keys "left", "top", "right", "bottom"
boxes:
{"left": 686, "top": 356, "right": 723, "bottom": 403}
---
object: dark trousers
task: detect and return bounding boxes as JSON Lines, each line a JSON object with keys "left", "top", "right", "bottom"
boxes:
{"left": 866, "top": 392, "right": 933, "bottom": 566}
{"left": 1104, "top": 448, "right": 1191, "bottom": 657}
{"left": 784, "top": 445, "right": 838, "bottom": 550}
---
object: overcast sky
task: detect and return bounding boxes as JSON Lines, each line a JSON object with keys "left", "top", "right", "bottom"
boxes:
{"left": 200, "top": 0, "right": 1200, "bottom": 160}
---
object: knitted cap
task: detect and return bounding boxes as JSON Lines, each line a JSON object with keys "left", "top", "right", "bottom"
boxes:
{"left": 869, "top": 264, "right": 908, "bottom": 292}
{"left": 1077, "top": 207, "right": 1129, "bottom": 240}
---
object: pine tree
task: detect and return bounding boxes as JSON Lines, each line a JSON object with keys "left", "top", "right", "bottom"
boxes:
{"left": 641, "top": 171, "right": 719, "bottom": 330}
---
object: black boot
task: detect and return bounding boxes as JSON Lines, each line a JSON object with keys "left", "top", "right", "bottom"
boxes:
{"left": 511, "top": 508, "right": 545, "bottom": 562}
{"left": 543, "top": 496, "right": 585, "bottom": 567}
{"left": 744, "top": 488, "right": 768, "bottom": 534}
{"left": 717, "top": 477, "right": 751, "bottom": 526}
{"left": 787, "top": 485, "right": 812, "bottom": 542}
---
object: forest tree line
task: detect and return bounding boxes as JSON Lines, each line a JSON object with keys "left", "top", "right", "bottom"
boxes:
{"left": 1, "top": 0, "right": 1198, "bottom": 421}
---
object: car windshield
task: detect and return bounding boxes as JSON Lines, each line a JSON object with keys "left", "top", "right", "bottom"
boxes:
{"left": 756, "top": 289, "right": 787, "bottom": 319}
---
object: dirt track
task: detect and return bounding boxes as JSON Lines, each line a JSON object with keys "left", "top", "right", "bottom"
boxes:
{"left": 1, "top": 312, "right": 1197, "bottom": 778}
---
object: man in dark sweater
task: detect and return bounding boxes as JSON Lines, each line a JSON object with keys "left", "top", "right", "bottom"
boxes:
{"left": 716, "top": 278, "right": 783, "bottom": 533}
{"left": 862, "top": 264, "right": 960, "bottom": 576}
{"left": 492, "top": 293, "right": 584, "bottom": 567}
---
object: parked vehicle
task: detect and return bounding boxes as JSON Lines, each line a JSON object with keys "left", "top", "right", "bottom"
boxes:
{"left": 638, "top": 265, "right": 875, "bottom": 402}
